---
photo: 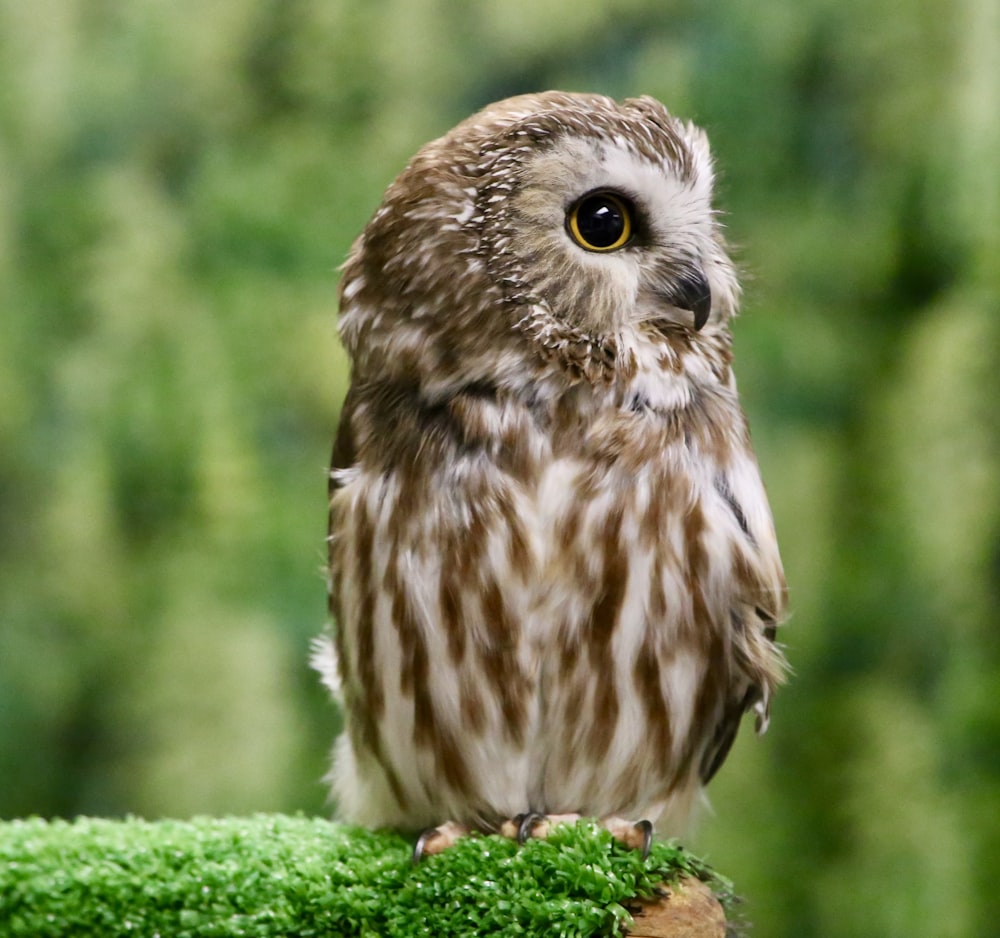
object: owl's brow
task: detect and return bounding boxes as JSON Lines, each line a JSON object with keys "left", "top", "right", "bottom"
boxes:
{"left": 487, "top": 110, "right": 694, "bottom": 180}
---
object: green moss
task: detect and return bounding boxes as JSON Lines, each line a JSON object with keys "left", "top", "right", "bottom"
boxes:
{"left": 0, "top": 815, "right": 729, "bottom": 937}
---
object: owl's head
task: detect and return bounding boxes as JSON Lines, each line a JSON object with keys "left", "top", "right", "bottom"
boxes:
{"left": 340, "top": 92, "right": 739, "bottom": 389}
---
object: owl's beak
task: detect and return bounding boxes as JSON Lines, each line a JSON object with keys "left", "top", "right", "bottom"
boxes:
{"left": 664, "top": 269, "right": 712, "bottom": 331}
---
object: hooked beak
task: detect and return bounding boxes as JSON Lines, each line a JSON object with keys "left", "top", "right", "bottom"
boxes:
{"left": 661, "top": 269, "right": 712, "bottom": 331}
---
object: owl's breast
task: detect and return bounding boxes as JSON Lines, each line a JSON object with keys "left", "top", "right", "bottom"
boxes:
{"left": 328, "top": 366, "right": 781, "bottom": 830}
{"left": 516, "top": 373, "right": 778, "bottom": 824}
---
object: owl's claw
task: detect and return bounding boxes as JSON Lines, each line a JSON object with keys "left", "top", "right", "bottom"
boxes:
{"left": 412, "top": 827, "right": 436, "bottom": 864}
{"left": 635, "top": 819, "right": 654, "bottom": 860}
{"left": 499, "top": 813, "right": 652, "bottom": 856}
{"left": 412, "top": 821, "right": 468, "bottom": 863}
{"left": 498, "top": 812, "right": 581, "bottom": 843}
{"left": 601, "top": 816, "right": 655, "bottom": 858}
{"left": 498, "top": 812, "right": 546, "bottom": 842}
{"left": 516, "top": 812, "right": 546, "bottom": 844}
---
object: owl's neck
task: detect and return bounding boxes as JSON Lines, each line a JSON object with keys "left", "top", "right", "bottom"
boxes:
{"left": 512, "top": 300, "right": 732, "bottom": 389}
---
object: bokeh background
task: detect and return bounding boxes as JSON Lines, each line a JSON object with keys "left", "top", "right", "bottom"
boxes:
{"left": 1, "top": 1, "right": 998, "bottom": 935}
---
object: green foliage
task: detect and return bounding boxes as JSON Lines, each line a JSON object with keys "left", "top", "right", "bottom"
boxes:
{"left": 1, "top": 1, "right": 998, "bottom": 936}
{"left": 0, "top": 815, "right": 724, "bottom": 937}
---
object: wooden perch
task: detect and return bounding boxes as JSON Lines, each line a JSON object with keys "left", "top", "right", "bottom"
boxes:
{"left": 626, "top": 876, "right": 727, "bottom": 938}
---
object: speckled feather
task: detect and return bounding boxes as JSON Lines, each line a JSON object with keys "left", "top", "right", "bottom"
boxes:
{"left": 314, "top": 91, "right": 787, "bottom": 835}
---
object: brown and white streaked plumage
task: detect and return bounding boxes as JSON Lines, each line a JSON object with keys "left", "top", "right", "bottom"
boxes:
{"left": 313, "top": 91, "right": 787, "bottom": 851}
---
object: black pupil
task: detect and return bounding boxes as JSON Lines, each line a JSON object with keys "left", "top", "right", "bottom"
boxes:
{"left": 576, "top": 196, "right": 626, "bottom": 248}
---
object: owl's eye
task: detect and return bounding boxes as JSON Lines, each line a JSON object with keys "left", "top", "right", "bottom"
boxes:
{"left": 566, "top": 192, "right": 634, "bottom": 252}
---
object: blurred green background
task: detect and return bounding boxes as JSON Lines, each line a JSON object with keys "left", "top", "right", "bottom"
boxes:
{"left": 1, "top": 1, "right": 998, "bottom": 935}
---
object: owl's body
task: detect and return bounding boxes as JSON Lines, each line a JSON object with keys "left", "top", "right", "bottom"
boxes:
{"left": 315, "top": 92, "right": 786, "bottom": 838}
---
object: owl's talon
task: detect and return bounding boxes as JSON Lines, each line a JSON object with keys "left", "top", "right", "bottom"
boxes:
{"left": 516, "top": 812, "right": 546, "bottom": 844}
{"left": 601, "top": 815, "right": 655, "bottom": 856}
{"left": 412, "top": 827, "right": 436, "bottom": 864}
{"left": 635, "top": 819, "right": 654, "bottom": 859}
{"left": 412, "top": 820, "right": 468, "bottom": 862}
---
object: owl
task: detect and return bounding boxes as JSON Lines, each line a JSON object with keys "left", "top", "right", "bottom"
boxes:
{"left": 313, "top": 91, "right": 787, "bottom": 858}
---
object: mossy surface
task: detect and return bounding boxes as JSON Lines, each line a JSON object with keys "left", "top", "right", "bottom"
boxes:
{"left": 0, "top": 814, "right": 730, "bottom": 937}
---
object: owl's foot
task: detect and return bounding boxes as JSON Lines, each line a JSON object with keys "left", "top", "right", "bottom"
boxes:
{"left": 412, "top": 820, "right": 469, "bottom": 863}
{"left": 414, "top": 814, "right": 653, "bottom": 861}
{"left": 498, "top": 813, "right": 653, "bottom": 858}
{"left": 602, "top": 816, "right": 654, "bottom": 857}
{"left": 498, "top": 812, "right": 582, "bottom": 843}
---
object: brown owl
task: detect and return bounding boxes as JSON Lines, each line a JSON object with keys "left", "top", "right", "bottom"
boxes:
{"left": 313, "top": 91, "right": 787, "bottom": 858}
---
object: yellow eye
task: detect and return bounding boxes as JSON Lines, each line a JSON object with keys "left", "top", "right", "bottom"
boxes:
{"left": 567, "top": 191, "right": 633, "bottom": 252}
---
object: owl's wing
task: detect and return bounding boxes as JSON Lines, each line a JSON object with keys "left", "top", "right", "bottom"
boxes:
{"left": 698, "top": 477, "right": 787, "bottom": 786}
{"left": 327, "top": 384, "right": 360, "bottom": 600}
{"left": 329, "top": 384, "right": 359, "bottom": 495}
{"left": 698, "top": 604, "right": 781, "bottom": 785}
{"left": 699, "top": 692, "right": 755, "bottom": 786}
